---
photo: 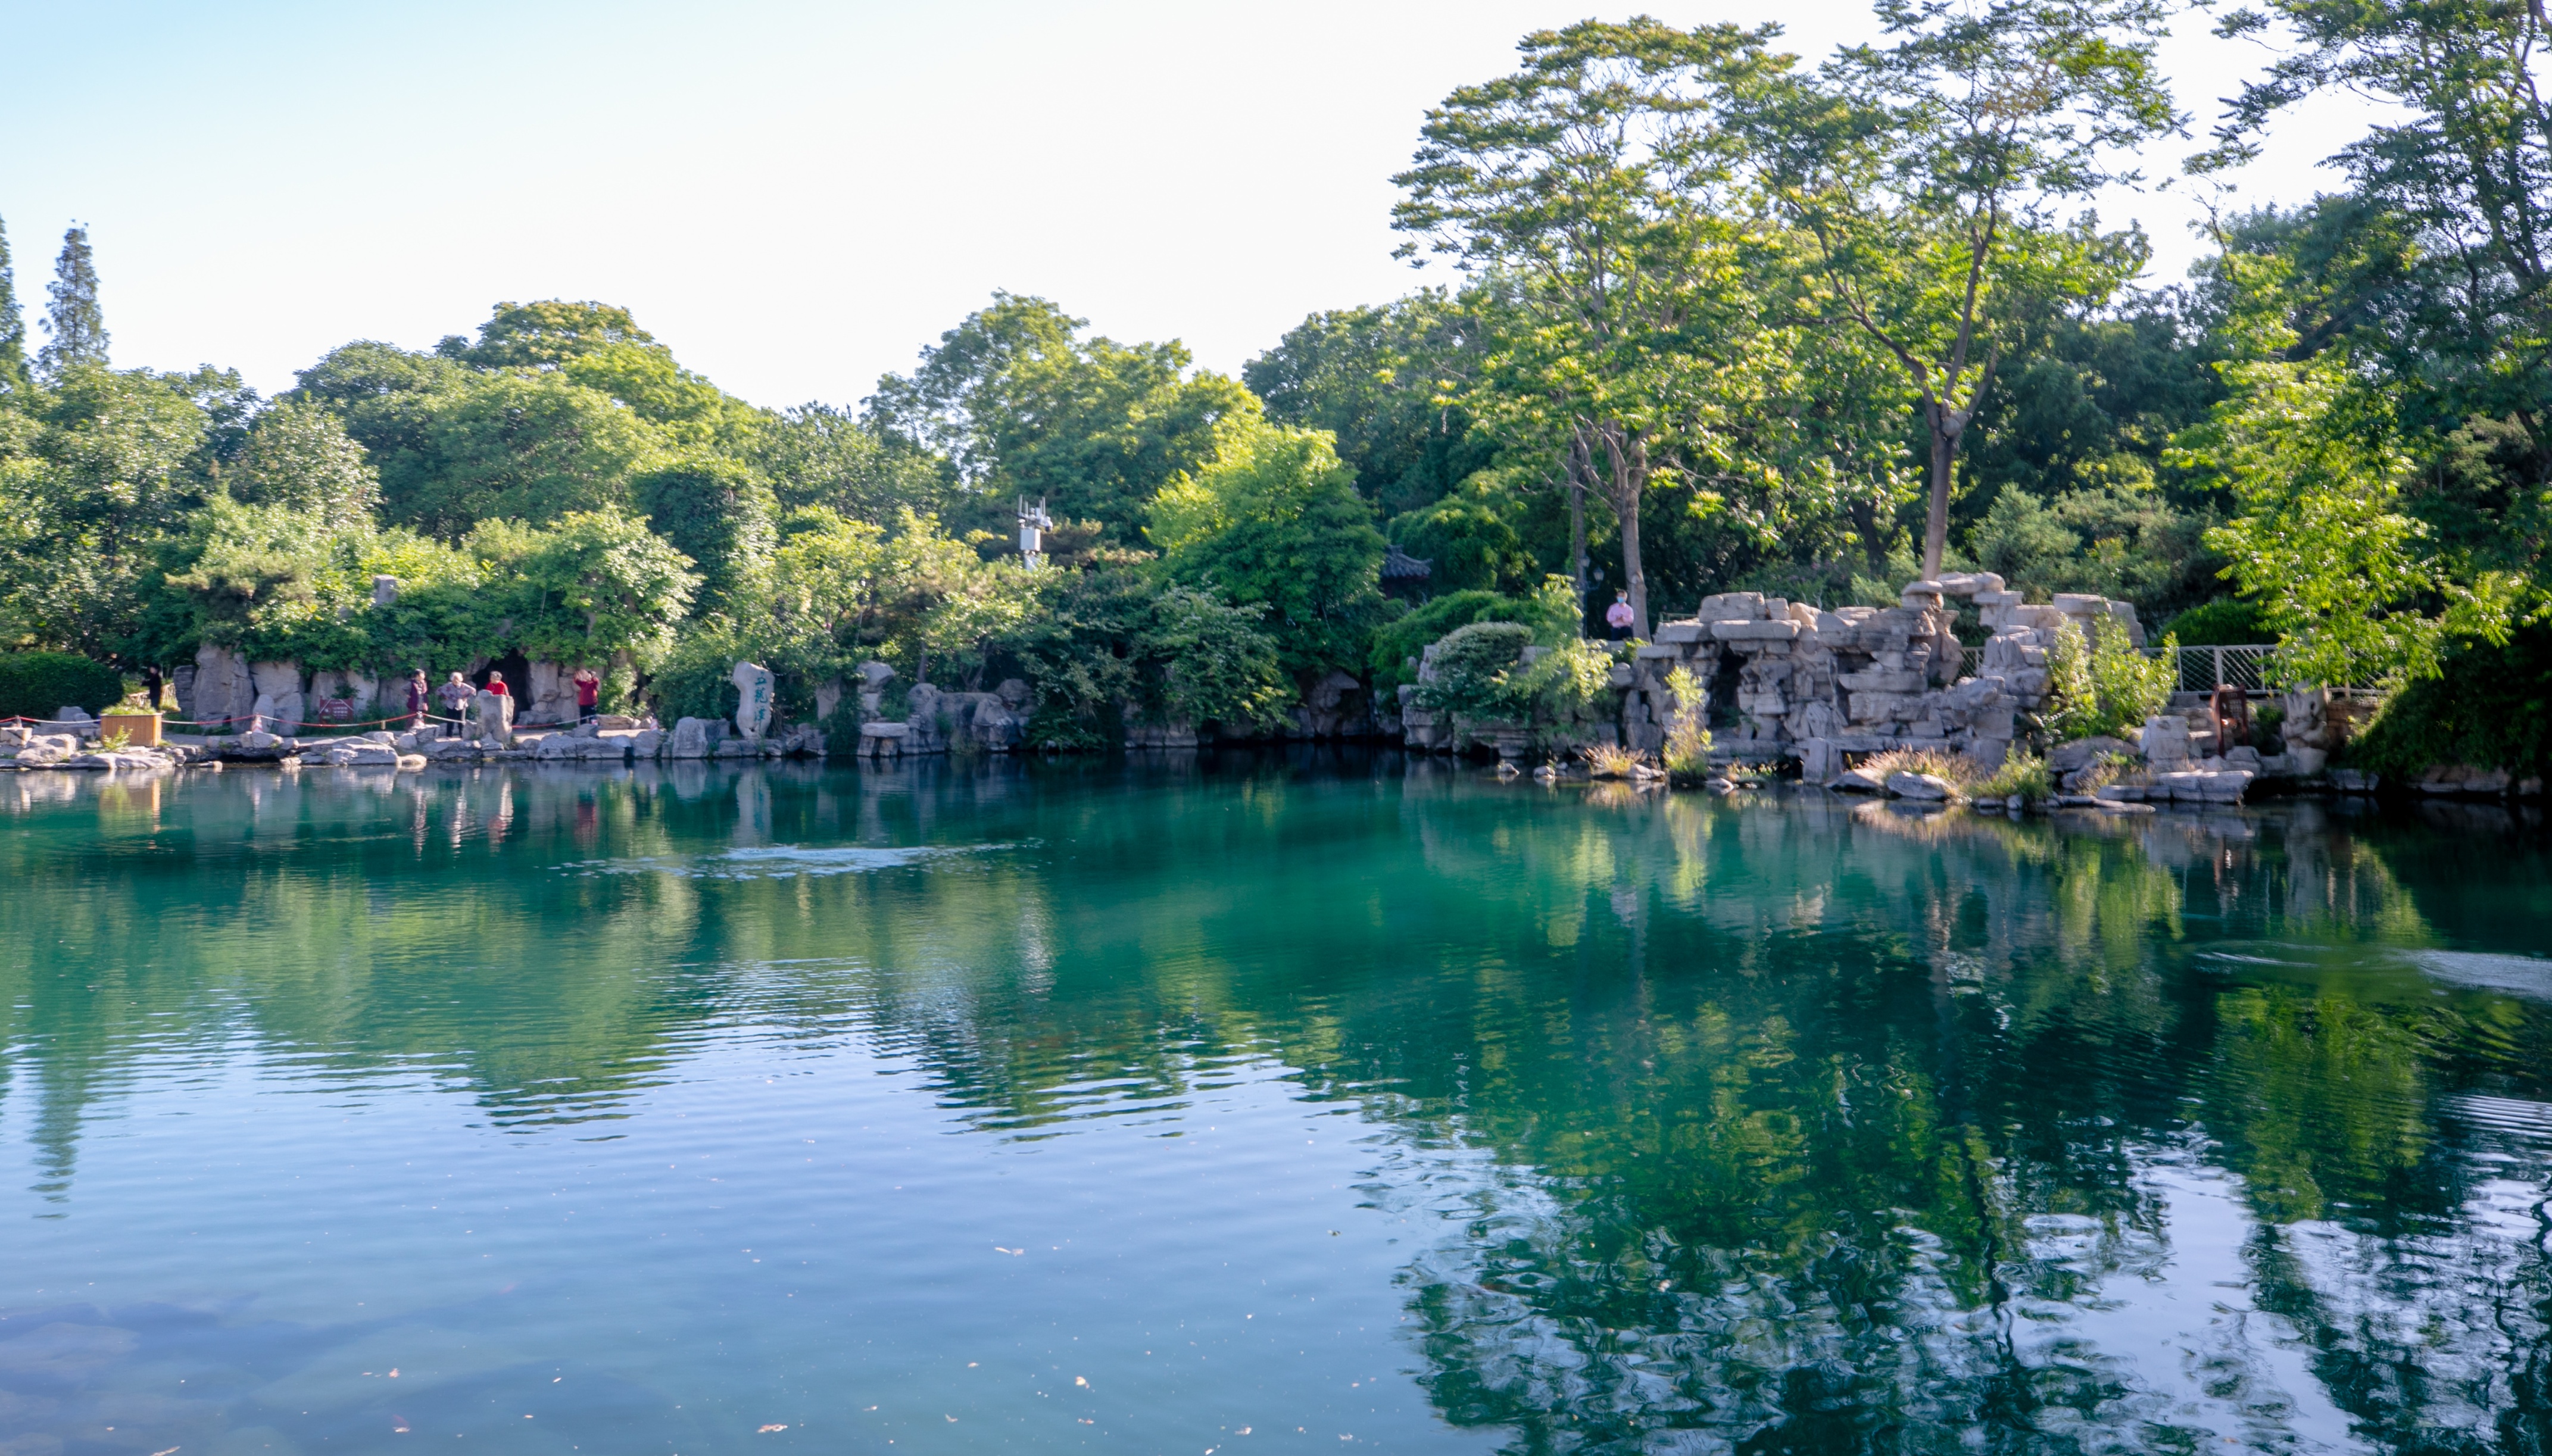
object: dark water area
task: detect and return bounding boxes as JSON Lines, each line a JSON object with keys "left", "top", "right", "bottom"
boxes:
{"left": 2, "top": 755, "right": 2548, "bottom": 1455}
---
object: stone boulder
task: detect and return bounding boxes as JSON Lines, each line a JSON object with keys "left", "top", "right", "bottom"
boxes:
{"left": 192, "top": 644, "right": 256, "bottom": 730}
{"left": 320, "top": 741, "right": 401, "bottom": 767}
{"left": 732, "top": 661, "right": 776, "bottom": 742}
{"left": 14, "top": 735, "right": 78, "bottom": 767}
{"left": 670, "top": 717, "right": 713, "bottom": 759}
{"left": 472, "top": 689, "right": 514, "bottom": 746}
{"left": 2138, "top": 715, "right": 2192, "bottom": 768}
{"left": 1886, "top": 771, "right": 1956, "bottom": 801}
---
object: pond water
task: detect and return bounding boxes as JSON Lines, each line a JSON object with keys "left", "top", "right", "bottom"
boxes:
{"left": 2, "top": 757, "right": 2549, "bottom": 1455}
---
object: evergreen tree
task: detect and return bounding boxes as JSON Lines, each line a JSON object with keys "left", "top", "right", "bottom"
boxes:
{"left": 36, "top": 224, "right": 107, "bottom": 377}
{"left": 0, "top": 214, "right": 25, "bottom": 393}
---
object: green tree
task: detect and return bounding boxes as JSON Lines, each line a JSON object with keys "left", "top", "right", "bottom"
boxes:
{"left": 1394, "top": 19, "right": 1798, "bottom": 636}
{"left": 36, "top": 225, "right": 108, "bottom": 378}
{"left": 230, "top": 401, "right": 380, "bottom": 531}
{"left": 470, "top": 507, "right": 698, "bottom": 667}
{"left": 2172, "top": 254, "right": 2514, "bottom": 688}
{"left": 1002, "top": 567, "right": 1293, "bottom": 734}
{"left": 1751, "top": 0, "right": 2180, "bottom": 579}
{"left": 448, "top": 300, "right": 655, "bottom": 371}
{"left": 1243, "top": 292, "right": 1497, "bottom": 515}
{"left": 0, "top": 214, "right": 25, "bottom": 396}
{"left": 373, "top": 370, "right": 665, "bottom": 537}
{"left": 631, "top": 452, "right": 776, "bottom": 617}
{"left": 865, "top": 292, "right": 1256, "bottom": 539}
{"left": 1147, "top": 417, "right": 1387, "bottom": 678}
{"left": 753, "top": 402, "right": 956, "bottom": 523}
{"left": 0, "top": 366, "right": 210, "bottom": 657}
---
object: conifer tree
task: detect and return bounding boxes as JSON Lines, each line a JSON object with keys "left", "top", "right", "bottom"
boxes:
{"left": 0, "top": 214, "right": 26, "bottom": 393}
{"left": 36, "top": 224, "right": 107, "bottom": 377}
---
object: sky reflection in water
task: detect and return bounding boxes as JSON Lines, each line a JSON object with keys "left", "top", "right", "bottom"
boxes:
{"left": 0, "top": 756, "right": 2547, "bottom": 1455}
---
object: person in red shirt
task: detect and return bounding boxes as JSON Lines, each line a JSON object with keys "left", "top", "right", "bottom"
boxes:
{"left": 483, "top": 671, "right": 510, "bottom": 698}
{"left": 574, "top": 667, "right": 601, "bottom": 724}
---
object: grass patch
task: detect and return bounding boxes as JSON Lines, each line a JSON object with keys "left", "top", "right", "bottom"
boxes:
{"left": 1583, "top": 742, "right": 1644, "bottom": 779}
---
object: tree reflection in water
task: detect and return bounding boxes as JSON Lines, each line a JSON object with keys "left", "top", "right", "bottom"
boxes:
{"left": 1, "top": 757, "right": 2546, "bottom": 1452}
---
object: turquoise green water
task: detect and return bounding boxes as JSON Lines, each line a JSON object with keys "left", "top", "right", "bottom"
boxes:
{"left": 2, "top": 758, "right": 2549, "bottom": 1455}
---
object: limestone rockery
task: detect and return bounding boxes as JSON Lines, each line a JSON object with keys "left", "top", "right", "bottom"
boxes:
{"left": 1616, "top": 573, "right": 2142, "bottom": 781}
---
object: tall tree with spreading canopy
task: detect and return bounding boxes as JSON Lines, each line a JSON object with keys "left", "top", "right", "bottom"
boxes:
{"left": 1749, "top": 0, "right": 2179, "bottom": 579}
{"left": 2198, "top": 0, "right": 2552, "bottom": 594}
{"left": 37, "top": 225, "right": 108, "bottom": 378}
{"left": 863, "top": 292, "right": 1256, "bottom": 540}
{"left": 1393, "top": 18, "right": 1797, "bottom": 636}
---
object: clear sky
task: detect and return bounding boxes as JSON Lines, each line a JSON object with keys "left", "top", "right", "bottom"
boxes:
{"left": 2, "top": 1, "right": 2381, "bottom": 410}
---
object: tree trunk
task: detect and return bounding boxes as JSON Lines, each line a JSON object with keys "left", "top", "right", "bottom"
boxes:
{"left": 1566, "top": 435, "right": 1592, "bottom": 619}
{"left": 1920, "top": 401, "right": 1965, "bottom": 581}
{"left": 1595, "top": 425, "right": 1652, "bottom": 639}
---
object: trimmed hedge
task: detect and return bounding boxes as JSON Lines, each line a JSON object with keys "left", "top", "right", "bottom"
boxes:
{"left": 0, "top": 652, "right": 127, "bottom": 720}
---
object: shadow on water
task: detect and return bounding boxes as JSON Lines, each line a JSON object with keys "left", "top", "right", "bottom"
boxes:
{"left": 1, "top": 755, "right": 2548, "bottom": 1452}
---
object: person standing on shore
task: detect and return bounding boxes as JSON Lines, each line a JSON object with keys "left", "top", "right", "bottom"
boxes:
{"left": 405, "top": 670, "right": 430, "bottom": 731}
{"left": 574, "top": 667, "right": 601, "bottom": 724}
{"left": 435, "top": 671, "right": 475, "bottom": 725}
{"left": 1605, "top": 590, "right": 1636, "bottom": 640}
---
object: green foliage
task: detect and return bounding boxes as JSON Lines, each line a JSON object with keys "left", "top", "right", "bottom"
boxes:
{"left": 0, "top": 651, "right": 124, "bottom": 717}
{"left": 449, "top": 301, "right": 654, "bottom": 371}
{"left": 1148, "top": 417, "right": 1387, "bottom": 679}
{"left": 865, "top": 293, "right": 1255, "bottom": 539}
{"left": 631, "top": 453, "right": 775, "bottom": 616}
{"left": 1003, "top": 568, "right": 1292, "bottom": 735}
{"left": 0, "top": 215, "right": 26, "bottom": 396}
{"left": 1243, "top": 292, "right": 1496, "bottom": 515}
{"left": 1366, "top": 576, "right": 1583, "bottom": 689}
{"left": 1507, "top": 637, "right": 1617, "bottom": 724}
{"left": 2163, "top": 597, "right": 2270, "bottom": 646}
{"left": 754, "top": 403, "right": 954, "bottom": 522}
{"left": 2350, "top": 624, "right": 2552, "bottom": 780}
{"left": 1387, "top": 468, "right": 1541, "bottom": 593}
{"left": 1661, "top": 664, "right": 1714, "bottom": 780}
{"left": 1764, "top": 0, "right": 2177, "bottom": 576}
{"left": 1411, "top": 621, "right": 1535, "bottom": 721}
{"left": 373, "top": 368, "right": 664, "bottom": 538}
{"left": 647, "top": 622, "right": 748, "bottom": 725}
{"left": 1974, "top": 751, "right": 2055, "bottom": 804}
{"left": 1396, "top": 18, "right": 1805, "bottom": 636}
{"left": 229, "top": 401, "right": 380, "bottom": 530}
{"left": 469, "top": 507, "right": 698, "bottom": 666}
{"left": 2045, "top": 620, "right": 2174, "bottom": 742}
{"left": 0, "top": 364, "right": 213, "bottom": 658}
{"left": 37, "top": 226, "right": 108, "bottom": 378}
{"left": 1967, "top": 484, "right": 2222, "bottom": 614}
{"left": 1367, "top": 590, "right": 1504, "bottom": 687}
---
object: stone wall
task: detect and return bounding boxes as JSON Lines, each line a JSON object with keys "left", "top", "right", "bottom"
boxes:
{"left": 1612, "top": 573, "right": 2147, "bottom": 773}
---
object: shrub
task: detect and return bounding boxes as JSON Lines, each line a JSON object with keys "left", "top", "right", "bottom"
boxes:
{"left": 1858, "top": 746, "right": 1977, "bottom": 793}
{"left": 2046, "top": 621, "right": 2175, "bottom": 741}
{"left": 2164, "top": 597, "right": 2271, "bottom": 646}
{"left": 0, "top": 652, "right": 127, "bottom": 719}
{"left": 1367, "top": 576, "right": 1582, "bottom": 688}
{"left": 1411, "top": 621, "right": 1535, "bottom": 720}
{"left": 1584, "top": 742, "right": 1643, "bottom": 779}
{"left": 2351, "top": 622, "right": 2552, "bottom": 779}
{"left": 1661, "top": 665, "right": 1714, "bottom": 782}
{"left": 1973, "top": 751, "right": 2054, "bottom": 804}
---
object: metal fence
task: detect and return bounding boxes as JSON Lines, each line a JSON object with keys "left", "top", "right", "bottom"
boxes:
{"left": 1956, "top": 641, "right": 2284, "bottom": 694}
{"left": 2169, "top": 644, "right": 2276, "bottom": 694}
